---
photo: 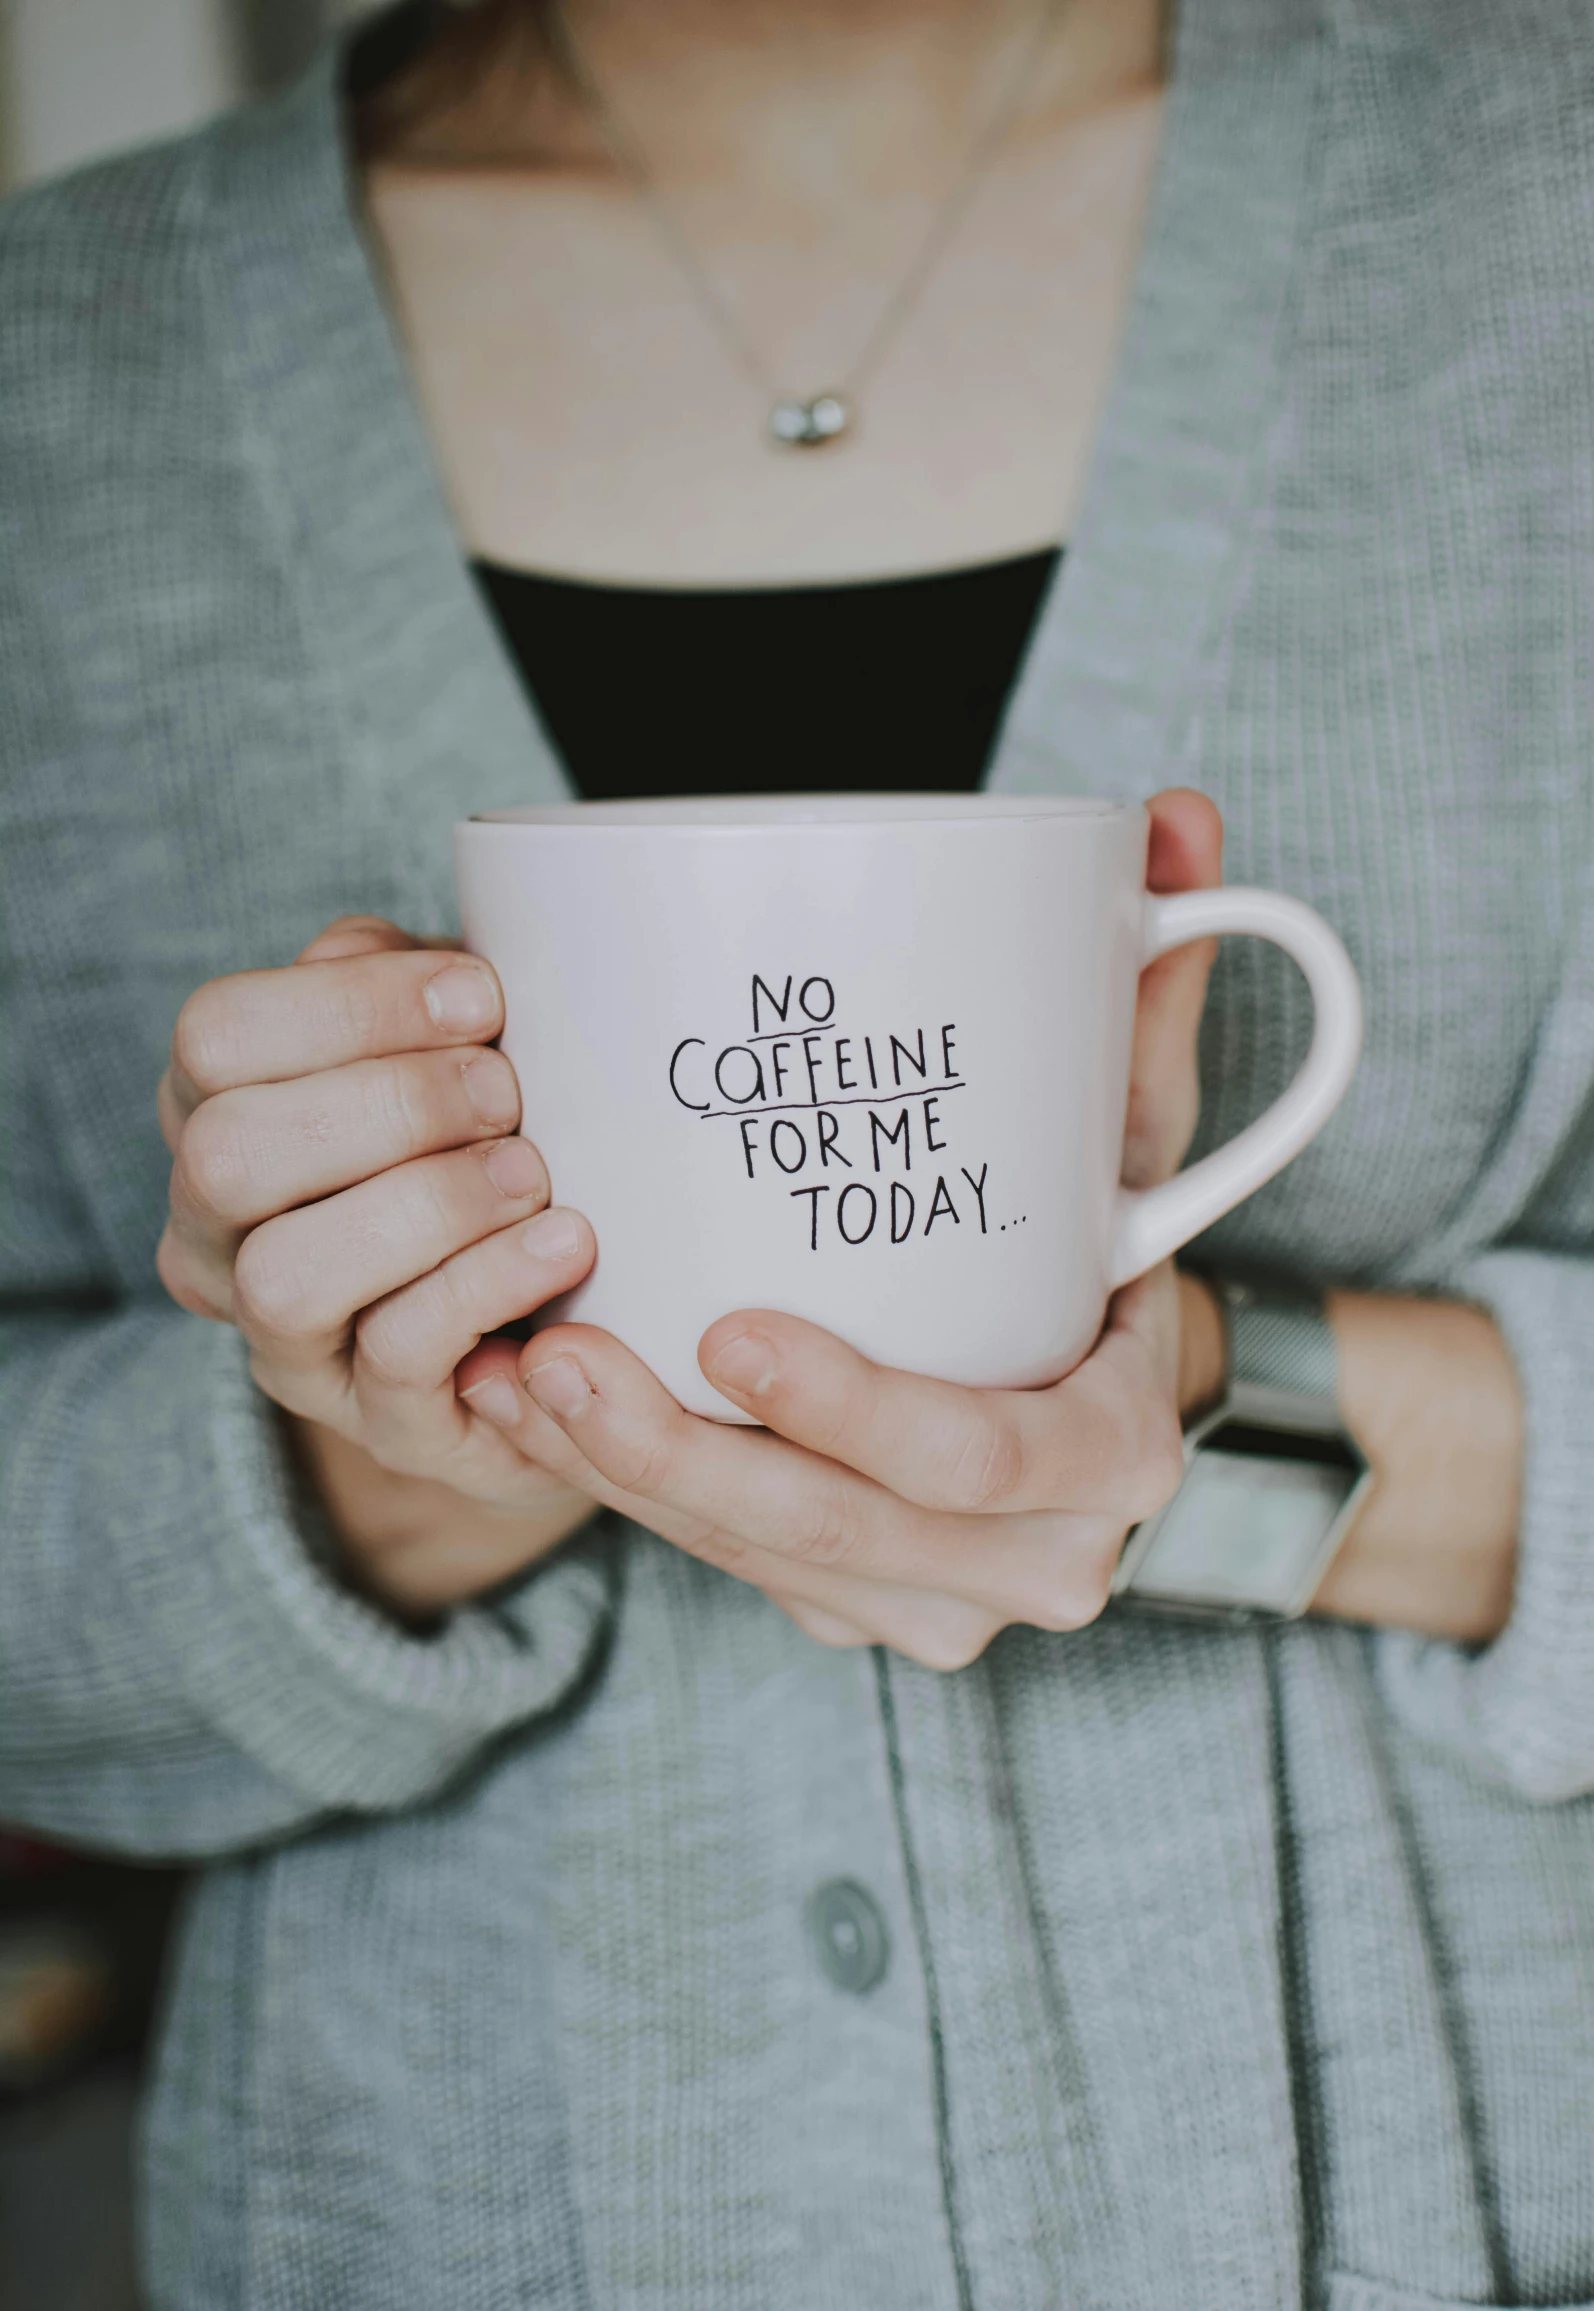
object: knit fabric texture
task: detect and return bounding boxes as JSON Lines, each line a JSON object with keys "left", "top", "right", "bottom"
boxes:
{"left": 2, "top": 2, "right": 1592, "bottom": 2305}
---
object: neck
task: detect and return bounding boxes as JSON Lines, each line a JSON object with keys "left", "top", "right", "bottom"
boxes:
{"left": 378, "top": 0, "right": 1166, "bottom": 188}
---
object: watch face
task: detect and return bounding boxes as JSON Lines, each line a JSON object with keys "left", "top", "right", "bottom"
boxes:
{"left": 1130, "top": 1422, "right": 1364, "bottom": 1615}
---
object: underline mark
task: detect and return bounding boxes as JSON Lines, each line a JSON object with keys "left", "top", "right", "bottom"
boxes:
{"left": 699, "top": 1082, "right": 968, "bottom": 1122}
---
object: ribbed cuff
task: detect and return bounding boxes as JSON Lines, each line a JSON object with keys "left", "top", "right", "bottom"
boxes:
{"left": 1374, "top": 1249, "right": 1594, "bottom": 1803}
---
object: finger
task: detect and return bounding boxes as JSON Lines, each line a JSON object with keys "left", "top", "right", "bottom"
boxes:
{"left": 268, "top": 1326, "right": 590, "bottom": 1519}
{"left": 1146, "top": 787, "right": 1223, "bottom": 897}
{"left": 167, "top": 1046, "right": 522, "bottom": 1249}
{"left": 490, "top": 1324, "right": 1123, "bottom": 1627}
{"left": 772, "top": 1587, "right": 1007, "bottom": 1669}
{"left": 513, "top": 1322, "right": 904, "bottom": 1579}
{"left": 268, "top": 1203, "right": 590, "bottom": 1491}
{"left": 295, "top": 915, "right": 418, "bottom": 965}
{"left": 354, "top": 1204, "right": 594, "bottom": 1412}
{"left": 294, "top": 916, "right": 418, "bottom": 966}
{"left": 231, "top": 1135, "right": 550, "bottom": 1366}
{"left": 164, "top": 921, "right": 423, "bottom": 1135}
{"left": 742, "top": 1560, "right": 1008, "bottom": 1667}
{"left": 696, "top": 1298, "right": 1185, "bottom": 1523}
{"left": 754, "top": 1570, "right": 1006, "bottom": 1670}
{"left": 167, "top": 947, "right": 505, "bottom": 1112}
{"left": 456, "top": 1340, "right": 1019, "bottom": 1665}
{"left": 1124, "top": 788, "right": 1225, "bottom": 1189}
{"left": 155, "top": 1220, "right": 232, "bottom": 1322}
{"left": 457, "top": 1332, "right": 783, "bottom": 1575}
{"left": 1100, "top": 1262, "right": 1186, "bottom": 1408}
{"left": 157, "top": 1066, "right": 186, "bottom": 1155}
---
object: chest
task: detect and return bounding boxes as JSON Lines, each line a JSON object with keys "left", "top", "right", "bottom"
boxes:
{"left": 365, "top": 91, "right": 1163, "bottom": 585}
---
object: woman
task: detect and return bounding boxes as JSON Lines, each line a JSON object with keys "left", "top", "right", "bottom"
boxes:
{"left": 1, "top": 0, "right": 1589, "bottom": 2303}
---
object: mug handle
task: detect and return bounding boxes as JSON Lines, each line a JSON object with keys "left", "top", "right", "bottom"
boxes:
{"left": 1108, "top": 887, "right": 1363, "bottom": 1290}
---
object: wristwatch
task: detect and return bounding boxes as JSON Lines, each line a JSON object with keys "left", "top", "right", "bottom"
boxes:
{"left": 1111, "top": 1278, "right": 1373, "bottom": 1622}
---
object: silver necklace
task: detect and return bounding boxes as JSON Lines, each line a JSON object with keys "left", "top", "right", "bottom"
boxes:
{"left": 545, "top": 1, "right": 1072, "bottom": 449}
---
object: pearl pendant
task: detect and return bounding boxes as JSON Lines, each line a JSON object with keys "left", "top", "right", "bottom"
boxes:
{"left": 768, "top": 392, "right": 852, "bottom": 448}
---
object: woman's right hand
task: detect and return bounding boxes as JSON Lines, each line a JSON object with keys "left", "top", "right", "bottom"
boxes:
{"left": 155, "top": 915, "right": 601, "bottom": 1616}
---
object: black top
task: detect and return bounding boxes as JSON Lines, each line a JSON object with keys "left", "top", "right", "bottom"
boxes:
{"left": 472, "top": 549, "right": 1061, "bottom": 799}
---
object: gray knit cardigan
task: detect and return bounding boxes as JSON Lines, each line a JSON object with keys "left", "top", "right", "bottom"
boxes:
{"left": 2, "top": 4, "right": 1592, "bottom": 2306}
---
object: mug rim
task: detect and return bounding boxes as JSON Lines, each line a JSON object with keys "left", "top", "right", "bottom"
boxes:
{"left": 464, "top": 794, "right": 1144, "bottom": 831}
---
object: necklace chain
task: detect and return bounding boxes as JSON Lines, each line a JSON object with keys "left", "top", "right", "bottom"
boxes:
{"left": 544, "top": 0, "right": 1074, "bottom": 448}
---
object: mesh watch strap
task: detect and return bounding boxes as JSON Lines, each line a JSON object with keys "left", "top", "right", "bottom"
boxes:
{"left": 1222, "top": 1279, "right": 1338, "bottom": 1404}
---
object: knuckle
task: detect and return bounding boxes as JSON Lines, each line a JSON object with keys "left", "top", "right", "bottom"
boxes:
{"left": 156, "top": 1069, "right": 186, "bottom": 1152}
{"left": 1087, "top": 1359, "right": 1185, "bottom": 1517}
{"left": 298, "top": 914, "right": 405, "bottom": 962}
{"left": 243, "top": 1350, "right": 323, "bottom": 1424}
{"left": 1051, "top": 1588, "right": 1104, "bottom": 1634}
{"left": 787, "top": 1481, "right": 864, "bottom": 1571}
{"left": 154, "top": 1227, "right": 185, "bottom": 1297}
{"left": 940, "top": 1409, "right": 1024, "bottom": 1512}
{"left": 155, "top": 1227, "right": 226, "bottom": 1321}
{"left": 353, "top": 1302, "right": 430, "bottom": 1393}
{"left": 1028, "top": 1541, "right": 1119, "bottom": 1633}
{"left": 232, "top": 1223, "right": 319, "bottom": 1339}
{"left": 294, "top": 966, "right": 382, "bottom": 1064}
{"left": 901, "top": 1606, "right": 1001, "bottom": 1674}
{"left": 371, "top": 1055, "right": 438, "bottom": 1153}
{"left": 171, "top": 983, "right": 241, "bottom": 1097}
{"left": 1076, "top": 1535, "right": 1124, "bottom": 1623}
{"left": 409, "top": 1161, "right": 472, "bottom": 1245}
{"left": 174, "top": 1096, "right": 257, "bottom": 1223}
{"left": 435, "top": 1247, "right": 505, "bottom": 1337}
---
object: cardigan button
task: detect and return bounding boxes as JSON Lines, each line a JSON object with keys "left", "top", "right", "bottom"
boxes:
{"left": 807, "top": 1880, "right": 889, "bottom": 1995}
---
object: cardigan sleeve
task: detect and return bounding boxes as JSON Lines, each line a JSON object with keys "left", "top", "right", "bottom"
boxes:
{"left": 0, "top": 162, "right": 613, "bottom": 1862}
{"left": 1374, "top": 1248, "right": 1594, "bottom": 1805}
{"left": 0, "top": 1039, "right": 615, "bottom": 1864}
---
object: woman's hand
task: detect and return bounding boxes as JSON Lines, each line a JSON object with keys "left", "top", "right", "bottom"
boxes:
{"left": 455, "top": 791, "right": 1225, "bottom": 1668}
{"left": 155, "top": 916, "right": 601, "bottom": 1615}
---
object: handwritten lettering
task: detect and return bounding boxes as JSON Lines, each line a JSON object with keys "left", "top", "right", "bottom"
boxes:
{"left": 669, "top": 974, "right": 1017, "bottom": 1256}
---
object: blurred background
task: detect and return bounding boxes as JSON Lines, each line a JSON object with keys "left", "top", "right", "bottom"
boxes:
{"left": 0, "top": 0, "right": 374, "bottom": 191}
{"left": 0, "top": 8, "right": 382, "bottom": 2305}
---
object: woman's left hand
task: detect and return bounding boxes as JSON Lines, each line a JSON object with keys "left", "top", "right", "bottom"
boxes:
{"left": 457, "top": 790, "right": 1225, "bottom": 1669}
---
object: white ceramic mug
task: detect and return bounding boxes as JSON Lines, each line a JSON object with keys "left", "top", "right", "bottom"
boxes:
{"left": 456, "top": 797, "right": 1361, "bottom": 1421}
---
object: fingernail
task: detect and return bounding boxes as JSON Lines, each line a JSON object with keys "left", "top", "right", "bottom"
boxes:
{"left": 521, "top": 1207, "right": 582, "bottom": 1262}
{"left": 461, "top": 1374, "right": 522, "bottom": 1427}
{"left": 483, "top": 1137, "right": 545, "bottom": 1199}
{"left": 461, "top": 1050, "right": 518, "bottom": 1129}
{"left": 424, "top": 963, "right": 498, "bottom": 1035}
{"left": 524, "top": 1355, "right": 591, "bottom": 1419}
{"left": 707, "top": 1329, "right": 780, "bottom": 1397}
